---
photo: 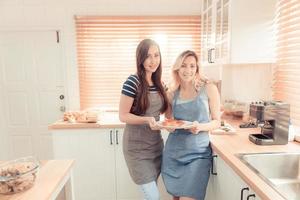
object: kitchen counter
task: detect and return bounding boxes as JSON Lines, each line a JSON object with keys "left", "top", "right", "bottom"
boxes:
{"left": 0, "top": 160, "right": 75, "bottom": 200}
{"left": 49, "top": 111, "right": 125, "bottom": 129}
{"left": 49, "top": 114, "right": 300, "bottom": 200}
{"left": 210, "top": 118, "right": 300, "bottom": 200}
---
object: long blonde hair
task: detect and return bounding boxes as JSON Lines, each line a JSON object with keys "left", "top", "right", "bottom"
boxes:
{"left": 169, "top": 50, "right": 201, "bottom": 92}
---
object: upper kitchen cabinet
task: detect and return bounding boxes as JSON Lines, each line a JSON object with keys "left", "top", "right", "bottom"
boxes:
{"left": 201, "top": 0, "right": 276, "bottom": 65}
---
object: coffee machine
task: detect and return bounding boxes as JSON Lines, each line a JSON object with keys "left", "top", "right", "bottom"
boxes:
{"left": 248, "top": 101, "right": 290, "bottom": 145}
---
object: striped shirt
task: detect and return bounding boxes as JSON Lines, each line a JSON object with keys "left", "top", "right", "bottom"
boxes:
{"left": 121, "top": 75, "right": 159, "bottom": 98}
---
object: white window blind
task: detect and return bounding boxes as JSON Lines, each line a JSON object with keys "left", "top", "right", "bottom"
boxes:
{"left": 273, "top": 0, "right": 300, "bottom": 126}
{"left": 75, "top": 16, "right": 201, "bottom": 110}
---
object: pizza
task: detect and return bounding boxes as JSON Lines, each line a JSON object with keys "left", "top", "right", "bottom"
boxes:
{"left": 161, "top": 119, "right": 185, "bottom": 127}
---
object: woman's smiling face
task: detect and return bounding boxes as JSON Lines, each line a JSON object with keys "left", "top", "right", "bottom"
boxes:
{"left": 143, "top": 45, "right": 161, "bottom": 73}
{"left": 178, "top": 55, "right": 197, "bottom": 83}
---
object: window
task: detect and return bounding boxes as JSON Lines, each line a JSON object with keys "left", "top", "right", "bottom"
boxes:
{"left": 75, "top": 16, "right": 201, "bottom": 110}
{"left": 273, "top": 0, "right": 300, "bottom": 126}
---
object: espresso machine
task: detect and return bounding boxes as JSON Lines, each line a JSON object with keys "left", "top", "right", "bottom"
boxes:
{"left": 248, "top": 101, "right": 290, "bottom": 145}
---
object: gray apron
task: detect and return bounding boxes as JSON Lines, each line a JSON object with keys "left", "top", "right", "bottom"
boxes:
{"left": 123, "top": 92, "right": 164, "bottom": 185}
{"left": 162, "top": 87, "right": 212, "bottom": 200}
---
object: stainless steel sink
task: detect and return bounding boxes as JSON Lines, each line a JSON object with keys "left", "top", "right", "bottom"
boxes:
{"left": 237, "top": 152, "right": 300, "bottom": 200}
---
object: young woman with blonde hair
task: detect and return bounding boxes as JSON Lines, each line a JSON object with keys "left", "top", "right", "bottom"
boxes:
{"left": 161, "top": 50, "right": 221, "bottom": 200}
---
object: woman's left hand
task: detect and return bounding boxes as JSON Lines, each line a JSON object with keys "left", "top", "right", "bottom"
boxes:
{"left": 194, "top": 75, "right": 209, "bottom": 91}
{"left": 148, "top": 117, "right": 161, "bottom": 131}
{"left": 189, "top": 121, "right": 202, "bottom": 134}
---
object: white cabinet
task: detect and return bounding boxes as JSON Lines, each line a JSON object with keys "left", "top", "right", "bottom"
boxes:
{"left": 52, "top": 128, "right": 116, "bottom": 200}
{"left": 159, "top": 130, "right": 173, "bottom": 199}
{"left": 201, "top": 0, "right": 276, "bottom": 65}
{"left": 205, "top": 154, "right": 261, "bottom": 200}
{"left": 201, "top": 0, "right": 216, "bottom": 65}
{"left": 201, "top": 0, "right": 230, "bottom": 65}
{"left": 52, "top": 128, "right": 142, "bottom": 200}
{"left": 51, "top": 128, "right": 171, "bottom": 200}
{"left": 114, "top": 129, "right": 144, "bottom": 200}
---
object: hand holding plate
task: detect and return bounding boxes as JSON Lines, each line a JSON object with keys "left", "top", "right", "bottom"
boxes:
{"left": 189, "top": 121, "right": 202, "bottom": 134}
{"left": 147, "top": 117, "right": 161, "bottom": 130}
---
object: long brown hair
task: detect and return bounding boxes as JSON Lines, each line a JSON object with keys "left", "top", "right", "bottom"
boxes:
{"left": 131, "top": 39, "right": 168, "bottom": 115}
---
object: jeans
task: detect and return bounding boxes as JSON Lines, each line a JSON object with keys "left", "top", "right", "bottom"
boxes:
{"left": 140, "top": 181, "right": 160, "bottom": 200}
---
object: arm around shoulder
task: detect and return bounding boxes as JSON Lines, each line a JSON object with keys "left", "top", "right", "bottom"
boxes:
{"left": 164, "top": 91, "right": 174, "bottom": 119}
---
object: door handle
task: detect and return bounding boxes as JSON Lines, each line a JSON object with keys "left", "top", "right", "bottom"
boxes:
{"left": 208, "top": 49, "right": 212, "bottom": 63}
{"left": 209, "top": 48, "right": 215, "bottom": 63}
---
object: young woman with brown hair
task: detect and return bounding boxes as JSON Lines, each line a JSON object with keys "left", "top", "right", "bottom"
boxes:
{"left": 119, "top": 38, "right": 169, "bottom": 200}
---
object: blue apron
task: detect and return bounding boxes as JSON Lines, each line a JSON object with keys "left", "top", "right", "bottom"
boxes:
{"left": 162, "top": 87, "right": 212, "bottom": 200}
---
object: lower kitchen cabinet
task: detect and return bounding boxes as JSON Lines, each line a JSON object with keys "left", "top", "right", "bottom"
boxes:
{"left": 52, "top": 128, "right": 117, "bottom": 200}
{"left": 205, "top": 153, "right": 261, "bottom": 200}
{"left": 113, "top": 129, "right": 143, "bottom": 200}
{"left": 51, "top": 128, "right": 171, "bottom": 200}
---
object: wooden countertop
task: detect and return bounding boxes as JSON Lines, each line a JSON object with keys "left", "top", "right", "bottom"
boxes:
{"left": 0, "top": 160, "right": 75, "bottom": 200}
{"left": 210, "top": 118, "right": 300, "bottom": 200}
{"left": 48, "top": 112, "right": 125, "bottom": 129}
{"left": 49, "top": 120, "right": 125, "bottom": 129}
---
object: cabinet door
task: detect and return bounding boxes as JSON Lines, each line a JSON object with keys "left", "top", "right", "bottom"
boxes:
{"left": 221, "top": 0, "right": 229, "bottom": 63}
{"left": 205, "top": 155, "right": 218, "bottom": 200}
{"left": 213, "top": 154, "right": 262, "bottom": 200}
{"left": 115, "top": 129, "right": 143, "bottom": 200}
{"left": 201, "top": 0, "right": 215, "bottom": 65}
{"left": 215, "top": 0, "right": 222, "bottom": 61}
{"left": 52, "top": 129, "right": 116, "bottom": 200}
{"left": 216, "top": 156, "right": 245, "bottom": 200}
{"left": 201, "top": 5, "right": 208, "bottom": 63}
{"left": 159, "top": 130, "right": 172, "bottom": 199}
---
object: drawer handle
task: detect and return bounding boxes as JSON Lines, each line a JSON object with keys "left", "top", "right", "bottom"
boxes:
{"left": 241, "top": 187, "right": 249, "bottom": 200}
{"left": 110, "top": 130, "right": 113, "bottom": 145}
{"left": 211, "top": 155, "right": 218, "bottom": 175}
{"left": 247, "top": 194, "right": 256, "bottom": 200}
{"left": 116, "top": 130, "right": 119, "bottom": 145}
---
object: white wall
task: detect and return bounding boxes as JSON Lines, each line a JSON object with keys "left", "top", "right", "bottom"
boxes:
{"left": 230, "top": 0, "right": 276, "bottom": 63}
{"left": 221, "top": 63, "right": 274, "bottom": 103}
{"left": 0, "top": 0, "right": 202, "bottom": 110}
{"left": 0, "top": 85, "right": 8, "bottom": 160}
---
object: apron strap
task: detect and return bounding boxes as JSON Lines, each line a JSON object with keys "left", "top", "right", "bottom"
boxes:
{"left": 173, "top": 89, "right": 180, "bottom": 109}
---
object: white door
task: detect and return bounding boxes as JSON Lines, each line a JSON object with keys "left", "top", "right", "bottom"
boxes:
{"left": 0, "top": 31, "right": 65, "bottom": 160}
